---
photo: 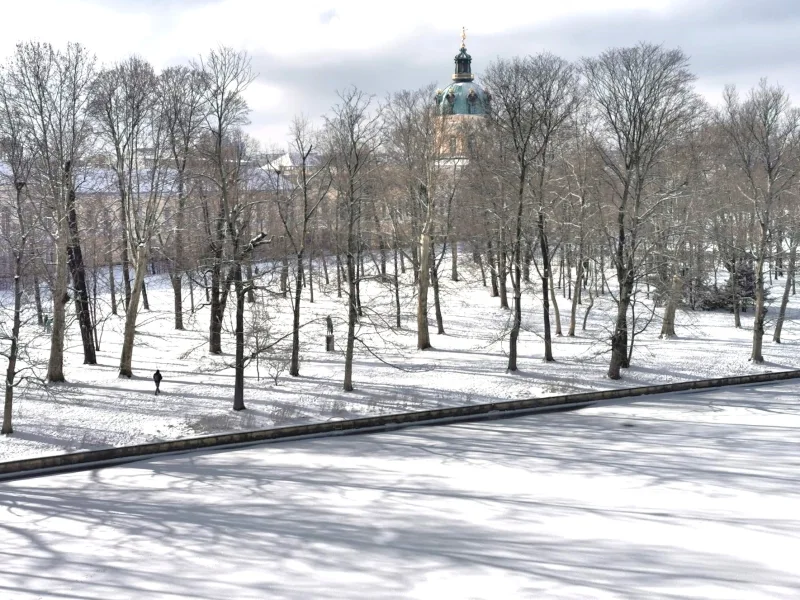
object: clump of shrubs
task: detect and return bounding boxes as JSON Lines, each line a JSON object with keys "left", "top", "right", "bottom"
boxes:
{"left": 695, "top": 259, "right": 757, "bottom": 312}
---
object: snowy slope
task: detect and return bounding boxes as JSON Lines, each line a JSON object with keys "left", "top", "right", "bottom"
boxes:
{"left": 2, "top": 381, "right": 799, "bottom": 599}
{"left": 3, "top": 255, "right": 800, "bottom": 462}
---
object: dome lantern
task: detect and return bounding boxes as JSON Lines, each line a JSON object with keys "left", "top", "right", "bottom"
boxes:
{"left": 452, "top": 27, "right": 473, "bottom": 82}
{"left": 435, "top": 28, "right": 490, "bottom": 117}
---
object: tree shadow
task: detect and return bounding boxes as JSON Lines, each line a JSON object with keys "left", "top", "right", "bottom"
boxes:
{"left": 2, "top": 382, "right": 800, "bottom": 598}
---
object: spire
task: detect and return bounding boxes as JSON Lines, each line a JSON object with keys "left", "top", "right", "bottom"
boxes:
{"left": 453, "top": 27, "right": 473, "bottom": 82}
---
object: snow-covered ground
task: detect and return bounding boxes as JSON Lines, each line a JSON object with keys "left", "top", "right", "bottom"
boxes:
{"left": 2, "top": 381, "right": 799, "bottom": 599}
{"left": 3, "top": 254, "right": 800, "bottom": 462}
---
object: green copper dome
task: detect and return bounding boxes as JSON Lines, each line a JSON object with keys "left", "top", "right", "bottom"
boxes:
{"left": 436, "top": 81, "right": 490, "bottom": 116}
{"left": 435, "top": 40, "right": 490, "bottom": 116}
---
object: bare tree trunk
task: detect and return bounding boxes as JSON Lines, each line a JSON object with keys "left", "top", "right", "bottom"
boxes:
{"left": 119, "top": 199, "right": 132, "bottom": 311}
{"left": 290, "top": 251, "right": 303, "bottom": 376}
{"left": 451, "top": 239, "right": 459, "bottom": 281}
{"left": 660, "top": 273, "right": 682, "bottom": 338}
{"left": 582, "top": 286, "right": 594, "bottom": 331}
{"left": 189, "top": 273, "right": 195, "bottom": 313}
{"left": 209, "top": 255, "right": 224, "bottom": 354}
{"left": 487, "top": 240, "right": 499, "bottom": 297}
{"left": 246, "top": 261, "right": 256, "bottom": 303}
{"left": 33, "top": 273, "right": 43, "bottom": 326}
{"left": 473, "top": 249, "right": 486, "bottom": 287}
{"left": 171, "top": 274, "right": 183, "bottom": 329}
{"left": 773, "top": 243, "right": 796, "bottom": 343}
{"left": 600, "top": 252, "right": 607, "bottom": 295}
{"left": 90, "top": 260, "right": 99, "bottom": 351}
{"left": 308, "top": 248, "right": 314, "bottom": 304}
{"left": 431, "top": 251, "right": 445, "bottom": 335}
{"left": 172, "top": 178, "right": 186, "bottom": 327}
{"left": 508, "top": 180, "right": 526, "bottom": 371}
{"left": 549, "top": 268, "right": 562, "bottom": 336}
{"left": 2, "top": 256, "right": 21, "bottom": 432}
{"left": 336, "top": 252, "right": 342, "bottom": 298}
{"left": 47, "top": 216, "right": 69, "bottom": 383}
{"left": 281, "top": 254, "right": 289, "bottom": 297}
{"left": 343, "top": 238, "right": 357, "bottom": 391}
{"left": 108, "top": 261, "right": 118, "bottom": 316}
{"left": 508, "top": 264, "right": 522, "bottom": 371}
{"left": 2, "top": 191, "right": 25, "bottom": 434}
{"left": 752, "top": 225, "right": 768, "bottom": 363}
{"left": 568, "top": 250, "right": 584, "bottom": 336}
{"left": 394, "top": 245, "right": 401, "bottom": 328}
{"left": 141, "top": 280, "right": 150, "bottom": 311}
{"left": 355, "top": 229, "right": 364, "bottom": 317}
{"left": 498, "top": 246, "right": 509, "bottom": 309}
{"left": 355, "top": 267, "right": 363, "bottom": 318}
{"left": 417, "top": 231, "right": 432, "bottom": 349}
{"left": 233, "top": 263, "right": 246, "bottom": 410}
{"left": 119, "top": 243, "right": 149, "bottom": 378}
{"left": 608, "top": 270, "right": 632, "bottom": 379}
{"left": 732, "top": 258, "right": 741, "bottom": 328}
{"left": 66, "top": 187, "right": 96, "bottom": 365}
{"left": 539, "top": 211, "right": 554, "bottom": 361}
{"left": 523, "top": 243, "right": 531, "bottom": 283}
{"left": 372, "top": 208, "right": 387, "bottom": 280}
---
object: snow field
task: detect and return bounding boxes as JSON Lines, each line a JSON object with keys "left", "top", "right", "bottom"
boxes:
{"left": 2, "top": 381, "right": 799, "bottom": 599}
{"left": 2, "top": 252, "right": 800, "bottom": 462}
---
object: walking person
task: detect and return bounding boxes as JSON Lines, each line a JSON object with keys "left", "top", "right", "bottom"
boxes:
{"left": 153, "top": 369, "right": 163, "bottom": 396}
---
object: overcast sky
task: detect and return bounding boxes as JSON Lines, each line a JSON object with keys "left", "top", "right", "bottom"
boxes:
{"left": 3, "top": 0, "right": 798, "bottom": 147}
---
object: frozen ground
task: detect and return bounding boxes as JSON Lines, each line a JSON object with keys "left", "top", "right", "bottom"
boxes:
{"left": 2, "top": 381, "right": 799, "bottom": 599}
{"left": 3, "top": 254, "right": 800, "bottom": 462}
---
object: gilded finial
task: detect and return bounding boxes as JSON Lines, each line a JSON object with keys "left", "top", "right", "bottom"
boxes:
{"left": 461, "top": 26, "right": 467, "bottom": 49}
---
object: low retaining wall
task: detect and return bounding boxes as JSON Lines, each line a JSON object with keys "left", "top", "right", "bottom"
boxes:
{"left": 2, "top": 369, "right": 799, "bottom": 481}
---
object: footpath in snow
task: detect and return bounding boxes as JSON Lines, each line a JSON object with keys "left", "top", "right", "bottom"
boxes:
{"left": 2, "top": 381, "right": 800, "bottom": 599}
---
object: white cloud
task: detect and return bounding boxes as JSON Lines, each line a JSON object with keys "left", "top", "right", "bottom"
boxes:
{"left": 1, "top": 0, "right": 680, "bottom": 64}
{"left": 2, "top": 0, "right": 793, "bottom": 146}
{"left": 0, "top": 1, "right": 156, "bottom": 64}
{"left": 171, "top": 0, "right": 679, "bottom": 57}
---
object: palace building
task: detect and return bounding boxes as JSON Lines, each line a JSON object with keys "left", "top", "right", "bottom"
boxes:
{"left": 435, "top": 28, "right": 490, "bottom": 160}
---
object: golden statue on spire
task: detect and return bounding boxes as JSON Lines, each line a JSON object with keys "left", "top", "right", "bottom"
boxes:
{"left": 461, "top": 26, "right": 467, "bottom": 49}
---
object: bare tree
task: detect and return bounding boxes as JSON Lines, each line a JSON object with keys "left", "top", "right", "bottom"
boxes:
{"left": 561, "top": 105, "right": 600, "bottom": 337}
{"left": 719, "top": 80, "right": 800, "bottom": 361}
{"left": 194, "top": 46, "right": 256, "bottom": 357}
{"left": 773, "top": 229, "right": 798, "bottom": 343}
{"left": 229, "top": 134, "right": 270, "bottom": 410}
{"left": 325, "top": 87, "right": 381, "bottom": 391}
{"left": 89, "top": 57, "right": 168, "bottom": 377}
{"left": 0, "top": 66, "right": 36, "bottom": 434}
{"left": 117, "top": 69, "right": 172, "bottom": 378}
{"left": 484, "top": 53, "right": 578, "bottom": 370}
{"left": 384, "top": 85, "right": 459, "bottom": 349}
{"left": 159, "top": 66, "right": 206, "bottom": 330}
{"left": 89, "top": 58, "right": 153, "bottom": 313}
{"left": 273, "top": 116, "right": 332, "bottom": 377}
{"left": 583, "top": 43, "right": 699, "bottom": 379}
{"left": 655, "top": 132, "right": 707, "bottom": 339}
{"left": 9, "top": 42, "right": 97, "bottom": 381}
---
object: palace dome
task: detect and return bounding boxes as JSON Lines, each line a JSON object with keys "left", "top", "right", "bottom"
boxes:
{"left": 435, "top": 39, "right": 491, "bottom": 116}
{"left": 436, "top": 80, "right": 490, "bottom": 116}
